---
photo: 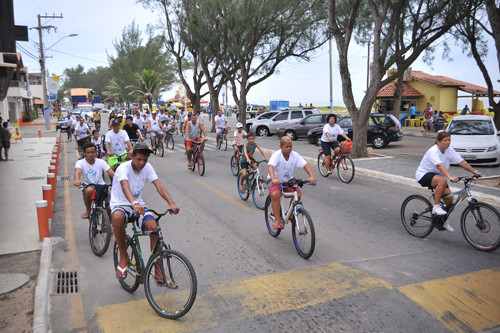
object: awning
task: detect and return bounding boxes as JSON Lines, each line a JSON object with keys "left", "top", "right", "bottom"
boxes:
{"left": 33, "top": 98, "right": 44, "bottom": 104}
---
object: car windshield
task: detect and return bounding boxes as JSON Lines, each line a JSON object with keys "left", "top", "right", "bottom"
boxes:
{"left": 258, "top": 112, "right": 277, "bottom": 120}
{"left": 448, "top": 119, "right": 494, "bottom": 135}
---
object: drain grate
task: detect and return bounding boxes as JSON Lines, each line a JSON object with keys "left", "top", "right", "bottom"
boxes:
{"left": 59, "top": 176, "right": 71, "bottom": 181}
{"left": 55, "top": 271, "right": 79, "bottom": 294}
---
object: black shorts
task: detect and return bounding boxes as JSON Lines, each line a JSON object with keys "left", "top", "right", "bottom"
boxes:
{"left": 241, "top": 158, "right": 255, "bottom": 170}
{"left": 418, "top": 172, "right": 449, "bottom": 189}
{"left": 77, "top": 136, "right": 91, "bottom": 147}
{"left": 320, "top": 140, "right": 340, "bottom": 155}
{"left": 410, "top": 115, "right": 416, "bottom": 119}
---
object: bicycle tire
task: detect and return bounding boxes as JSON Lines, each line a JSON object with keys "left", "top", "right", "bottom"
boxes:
{"left": 217, "top": 135, "right": 222, "bottom": 149}
{"left": 144, "top": 249, "right": 197, "bottom": 319}
{"left": 222, "top": 136, "right": 228, "bottom": 151}
{"left": 159, "top": 138, "right": 164, "bottom": 157}
{"left": 230, "top": 156, "right": 240, "bottom": 176}
{"left": 167, "top": 136, "right": 174, "bottom": 150}
{"left": 291, "top": 207, "right": 315, "bottom": 259}
{"left": 400, "top": 194, "right": 434, "bottom": 238}
{"left": 264, "top": 195, "right": 281, "bottom": 237}
{"left": 197, "top": 152, "right": 205, "bottom": 176}
{"left": 317, "top": 152, "right": 329, "bottom": 177}
{"left": 461, "top": 202, "right": 500, "bottom": 252}
{"left": 113, "top": 236, "right": 141, "bottom": 292}
{"left": 151, "top": 137, "right": 157, "bottom": 155}
{"left": 89, "top": 207, "right": 111, "bottom": 257}
{"left": 337, "top": 156, "right": 355, "bottom": 183}
{"left": 237, "top": 173, "right": 250, "bottom": 200}
{"left": 252, "top": 176, "right": 268, "bottom": 210}
{"left": 190, "top": 152, "right": 196, "bottom": 171}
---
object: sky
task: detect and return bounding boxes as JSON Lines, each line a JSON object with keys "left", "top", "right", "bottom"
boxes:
{"left": 13, "top": 0, "right": 500, "bottom": 109}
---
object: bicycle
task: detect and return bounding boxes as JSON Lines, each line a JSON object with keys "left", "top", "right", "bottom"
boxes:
{"left": 81, "top": 183, "right": 112, "bottom": 256}
{"left": 217, "top": 127, "right": 228, "bottom": 151}
{"left": 113, "top": 208, "right": 197, "bottom": 318}
{"left": 401, "top": 175, "right": 500, "bottom": 252}
{"left": 317, "top": 141, "right": 355, "bottom": 183}
{"left": 237, "top": 160, "right": 269, "bottom": 210}
{"left": 164, "top": 130, "right": 175, "bottom": 150}
{"left": 189, "top": 138, "right": 206, "bottom": 176}
{"left": 150, "top": 130, "right": 164, "bottom": 157}
{"left": 230, "top": 149, "right": 242, "bottom": 176}
{"left": 264, "top": 178, "right": 316, "bottom": 259}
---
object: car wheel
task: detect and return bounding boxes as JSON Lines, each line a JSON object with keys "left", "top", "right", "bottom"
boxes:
{"left": 372, "top": 135, "right": 387, "bottom": 149}
{"left": 284, "top": 130, "right": 296, "bottom": 140}
{"left": 315, "top": 135, "right": 321, "bottom": 146}
{"left": 257, "top": 127, "right": 269, "bottom": 137}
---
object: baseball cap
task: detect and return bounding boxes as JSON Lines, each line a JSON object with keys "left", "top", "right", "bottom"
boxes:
{"left": 112, "top": 119, "right": 121, "bottom": 126}
{"left": 133, "top": 142, "right": 154, "bottom": 153}
{"left": 236, "top": 122, "right": 243, "bottom": 128}
{"left": 152, "top": 110, "right": 157, "bottom": 114}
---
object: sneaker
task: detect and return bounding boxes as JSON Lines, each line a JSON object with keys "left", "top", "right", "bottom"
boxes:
{"left": 432, "top": 205, "right": 447, "bottom": 215}
{"left": 443, "top": 221, "right": 454, "bottom": 232}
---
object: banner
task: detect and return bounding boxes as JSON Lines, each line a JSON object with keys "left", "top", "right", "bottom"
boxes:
{"left": 9, "top": 123, "right": 22, "bottom": 141}
{"left": 48, "top": 76, "right": 60, "bottom": 101}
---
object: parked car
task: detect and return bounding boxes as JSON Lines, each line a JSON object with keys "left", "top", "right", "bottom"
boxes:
{"left": 307, "top": 113, "right": 403, "bottom": 148}
{"left": 447, "top": 115, "right": 500, "bottom": 166}
{"left": 245, "top": 111, "right": 280, "bottom": 132}
{"left": 276, "top": 113, "right": 344, "bottom": 140}
{"left": 250, "top": 108, "right": 322, "bottom": 137}
{"left": 246, "top": 105, "right": 267, "bottom": 118}
{"left": 56, "top": 118, "right": 69, "bottom": 131}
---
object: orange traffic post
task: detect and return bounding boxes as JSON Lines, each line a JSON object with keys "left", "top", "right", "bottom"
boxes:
{"left": 38, "top": 129, "right": 42, "bottom": 138}
{"left": 52, "top": 153, "right": 59, "bottom": 169}
{"left": 42, "top": 185, "right": 53, "bottom": 219}
{"left": 47, "top": 173, "right": 56, "bottom": 201}
{"left": 48, "top": 165, "right": 56, "bottom": 175}
{"left": 50, "top": 159, "right": 56, "bottom": 167}
{"left": 36, "top": 200, "right": 50, "bottom": 241}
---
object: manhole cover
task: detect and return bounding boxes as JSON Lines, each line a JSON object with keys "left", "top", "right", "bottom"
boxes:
{"left": 20, "top": 176, "right": 45, "bottom": 181}
{"left": 59, "top": 176, "right": 71, "bottom": 181}
{"left": 54, "top": 271, "right": 79, "bottom": 294}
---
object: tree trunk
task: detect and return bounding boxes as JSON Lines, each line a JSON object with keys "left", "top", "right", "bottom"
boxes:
{"left": 485, "top": 0, "right": 500, "bottom": 72}
{"left": 392, "top": 71, "right": 404, "bottom": 120}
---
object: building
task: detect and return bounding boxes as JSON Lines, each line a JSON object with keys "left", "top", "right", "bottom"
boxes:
{"left": 0, "top": 52, "right": 31, "bottom": 123}
{"left": 28, "top": 73, "right": 44, "bottom": 116}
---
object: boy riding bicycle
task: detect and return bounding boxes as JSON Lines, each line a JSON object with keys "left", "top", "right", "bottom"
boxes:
{"left": 268, "top": 136, "right": 316, "bottom": 230}
{"left": 232, "top": 122, "right": 247, "bottom": 160}
{"left": 239, "top": 132, "right": 269, "bottom": 193}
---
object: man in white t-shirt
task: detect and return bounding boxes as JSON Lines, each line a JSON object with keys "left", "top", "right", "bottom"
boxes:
{"left": 214, "top": 110, "right": 227, "bottom": 147}
{"left": 74, "top": 142, "right": 114, "bottom": 218}
{"left": 320, "top": 114, "right": 350, "bottom": 174}
{"left": 74, "top": 117, "right": 92, "bottom": 156}
{"left": 267, "top": 136, "right": 315, "bottom": 230}
{"left": 105, "top": 118, "right": 133, "bottom": 171}
{"left": 133, "top": 112, "right": 144, "bottom": 135}
{"left": 111, "top": 142, "right": 179, "bottom": 280}
{"left": 232, "top": 122, "right": 247, "bottom": 159}
{"left": 147, "top": 111, "right": 163, "bottom": 151}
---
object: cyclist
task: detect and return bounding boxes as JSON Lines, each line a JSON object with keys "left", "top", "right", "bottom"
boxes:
{"left": 147, "top": 111, "right": 163, "bottom": 151}
{"left": 65, "top": 112, "right": 74, "bottom": 141}
{"left": 93, "top": 109, "right": 101, "bottom": 130}
{"left": 185, "top": 114, "right": 208, "bottom": 169}
{"left": 178, "top": 110, "right": 186, "bottom": 134}
{"left": 110, "top": 142, "right": 179, "bottom": 280}
{"left": 321, "top": 114, "right": 350, "bottom": 175}
{"left": 90, "top": 129, "right": 104, "bottom": 158}
{"left": 74, "top": 116, "right": 92, "bottom": 156}
{"left": 163, "top": 119, "right": 173, "bottom": 145}
{"left": 124, "top": 116, "right": 144, "bottom": 144}
{"left": 214, "top": 109, "right": 227, "bottom": 147}
{"left": 268, "top": 136, "right": 316, "bottom": 230}
{"left": 415, "top": 131, "right": 482, "bottom": 231}
{"left": 74, "top": 142, "right": 115, "bottom": 218}
{"left": 83, "top": 114, "right": 94, "bottom": 129}
{"left": 182, "top": 112, "right": 192, "bottom": 136}
{"left": 232, "top": 122, "right": 247, "bottom": 160}
{"left": 105, "top": 119, "right": 133, "bottom": 172}
{"left": 239, "top": 132, "right": 269, "bottom": 193}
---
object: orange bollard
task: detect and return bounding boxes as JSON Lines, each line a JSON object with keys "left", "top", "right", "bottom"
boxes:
{"left": 38, "top": 129, "right": 42, "bottom": 138}
{"left": 52, "top": 153, "right": 59, "bottom": 169}
{"left": 36, "top": 200, "right": 50, "bottom": 241}
{"left": 48, "top": 165, "right": 56, "bottom": 174}
{"left": 50, "top": 159, "right": 56, "bottom": 167}
{"left": 42, "top": 185, "right": 53, "bottom": 219}
{"left": 47, "top": 173, "right": 56, "bottom": 202}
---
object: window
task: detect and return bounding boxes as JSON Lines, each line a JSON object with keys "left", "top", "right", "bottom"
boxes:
{"left": 368, "top": 117, "right": 376, "bottom": 126}
{"left": 291, "top": 111, "right": 303, "bottom": 119}
{"left": 274, "top": 112, "right": 289, "bottom": 121}
{"left": 448, "top": 119, "right": 494, "bottom": 135}
{"left": 304, "top": 110, "right": 313, "bottom": 116}
{"left": 303, "top": 115, "right": 321, "bottom": 124}
{"left": 337, "top": 118, "right": 352, "bottom": 126}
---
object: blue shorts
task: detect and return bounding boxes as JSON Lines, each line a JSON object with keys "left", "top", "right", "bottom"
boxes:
{"left": 111, "top": 205, "right": 155, "bottom": 230}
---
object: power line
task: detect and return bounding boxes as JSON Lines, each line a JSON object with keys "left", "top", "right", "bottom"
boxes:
{"left": 49, "top": 49, "right": 108, "bottom": 64}
{"left": 16, "top": 42, "right": 39, "bottom": 61}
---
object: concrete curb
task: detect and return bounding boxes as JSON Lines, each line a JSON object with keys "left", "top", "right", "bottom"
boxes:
{"left": 33, "top": 228, "right": 52, "bottom": 332}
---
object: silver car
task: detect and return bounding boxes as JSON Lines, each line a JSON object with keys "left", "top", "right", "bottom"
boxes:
{"left": 250, "top": 108, "right": 321, "bottom": 137}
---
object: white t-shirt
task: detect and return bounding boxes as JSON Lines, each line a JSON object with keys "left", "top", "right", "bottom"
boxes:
{"left": 105, "top": 130, "right": 130, "bottom": 156}
{"left": 75, "top": 158, "right": 110, "bottom": 185}
{"left": 233, "top": 129, "right": 247, "bottom": 146}
{"left": 163, "top": 124, "right": 172, "bottom": 132}
{"left": 179, "top": 112, "right": 186, "bottom": 122}
{"left": 415, "top": 144, "right": 463, "bottom": 181}
{"left": 321, "top": 123, "right": 344, "bottom": 142}
{"left": 75, "top": 123, "right": 90, "bottom": 140}
{"left": 148, "top": 116, "right": 161, "bottom": 131}
{"left": 267, "top": 150, "right": 307, "bottom": 182}
{"left": 110, "top": 160, "right": 158, "bottom": 207}
{"left": 133, "top": 116, "right": 143, "bottom": 129}
{"left": 215, "top": 115, "right": 227, "bottom": 128}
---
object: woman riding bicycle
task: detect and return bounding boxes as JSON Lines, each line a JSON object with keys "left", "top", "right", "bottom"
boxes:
{"left": 415, "top": 131, "right": 482, "bottom": 231}
{"left": 321, "top": 114, "right": 350, "bottom": 174}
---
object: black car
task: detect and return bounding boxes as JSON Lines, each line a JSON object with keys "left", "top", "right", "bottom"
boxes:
{"left": 307, "top": 113, "right": 403, "bottom": 148}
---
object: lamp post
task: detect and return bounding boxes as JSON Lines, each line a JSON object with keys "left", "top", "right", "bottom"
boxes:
{"left": 360, "top": 39, "right": 371, "bottom": 92}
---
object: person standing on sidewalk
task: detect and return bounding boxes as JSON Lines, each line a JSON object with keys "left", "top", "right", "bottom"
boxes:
{"left": 409, "top": 103, "right": 416, "bottom": 119}
{"left": 0, "top": 122, "right": 12, "bottom": 160}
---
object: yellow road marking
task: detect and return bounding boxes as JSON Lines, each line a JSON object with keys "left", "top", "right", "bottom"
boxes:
{"left": 196, "top": 179, "right": 251, "bottom": 211}
{"left": 63, "top": 140, "right": 87, "bottom": 331}
{"left": 96, "top": 263, "right": 392, "bottom": 332}
{"left": 152, "top": 154, "right": 168, "bottom": 165}
{"left": 399, "top": 267, "right": 500, "bottom": 333}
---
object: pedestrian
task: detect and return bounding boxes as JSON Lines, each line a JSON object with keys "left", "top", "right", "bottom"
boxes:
{"left": 299, "top": 103, "right": 303, "bottom": 109}
{"left": 409, "top": 103, "right": 416, "bottom": 119}
{"left": 1, "top": 122, "right": 12, "bottom": 160}
{"left": 434, "top": 111, "right": 446, "bottom": 131}
{"left": 423, "top": 103, "right": 433, "bottom": 135}
{"left": 208, "top": 105, "right": 212, "bottom": 122}
{"left": 461, "top": 105, "right": 469, "bottom": 115}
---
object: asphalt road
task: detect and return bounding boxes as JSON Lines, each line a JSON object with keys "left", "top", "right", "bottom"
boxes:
{"left": 47, "top": 118, "right": 500, "bottom": 333}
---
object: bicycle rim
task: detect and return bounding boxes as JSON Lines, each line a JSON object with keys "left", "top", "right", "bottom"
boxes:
{"left": 317, "top": 152, "right": 329, "bottom": 177}
{"left": 461, "top": 203, "right": 500, "bottom": 252}
{"left": 230, "top": 156, "right": 240, "bottom": 176}
{"left": 144, "top": 250, "right": 197, "bottom": 319}
{"left": 159, "top": 140, "right": 164, "bottom": 157}
{"left": 400, "top": 195, "right": 434, "bottom": 238}
{"left": 89, "top": 208, "right": 111, "bottom": 257}
{"left": 337, "top": 156, "right": 355, "bottom": 183}
{"left": 264, "top": 195, "right": 281, "bottom": 237}
{"left": 237, "top": 174, "right": 250, "bottom": 200}
{"left": 252, "top": 177, "right": 268, "bottom": 210}
{"left": 197, "top": 153, "right": 205, "bottom": 176}
{"left": 292, "top": 207, "right": 315, "bottom": 259}
{"left": 113, "top": 237, "right": 141, "bottom": 292}
{"left": 223, "top": 136, "right": 227, "bottom": 151}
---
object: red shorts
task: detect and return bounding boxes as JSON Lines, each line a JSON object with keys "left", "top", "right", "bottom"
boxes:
{"left": 268, "top": 183, "right": 301, "bottom": 196}
{"left": 185, "top": 137, "right": 201, "bottom": 147}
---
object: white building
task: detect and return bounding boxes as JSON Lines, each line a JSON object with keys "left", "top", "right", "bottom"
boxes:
{"left": 0, "top": 52, "right": 31, "bottom": 124}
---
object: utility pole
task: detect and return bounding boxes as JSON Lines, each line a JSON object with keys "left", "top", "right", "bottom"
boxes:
{"left": 32, "top": 13, "right": 63, "bottom": 114}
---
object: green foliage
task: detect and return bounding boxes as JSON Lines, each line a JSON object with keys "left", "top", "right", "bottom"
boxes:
{"left": 60, "top": 65, "right": 111, "bottom": 101}
{"left": 126, "top": 69, "right": 167, "bottom": 111}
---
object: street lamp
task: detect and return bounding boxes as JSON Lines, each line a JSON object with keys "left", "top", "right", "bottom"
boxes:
{"left": 360, "top": 39, "right": 371, "bottom": 92}
{"left": 45, "top": 33, "right": 78, "bottom": 51}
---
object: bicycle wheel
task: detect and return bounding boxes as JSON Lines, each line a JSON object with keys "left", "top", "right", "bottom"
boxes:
{"left": 197, "top": 152, "right": 205, "bottom": 176}
{"left": 230, "top": 156, "right": 240, "bottom": 176}
{"left": 167, "top": 136, "right": 174, "bottom": 150}
{"left": 173, "top": 126, "right": 179, "bottom": 135}
{"left": 291, "top": 207, "right": 315, "bottom": 259}
{"left": 151, "top": 138, "right": 157, "bottom": 155}
{"left": 144, "top": 249, "right": 197, "bottom": 319}
{"left": 159, "top": 138, "right": 164, "bottom": 157}
{"left": 113, "top": 236, "right": 141, "bottom": 292}
{"left": 217, "top": 136, "right": 222, "bottom": 149}
{"left": 337, "top": 156, "right": 355, "bottom": 183}
{"left": 88, "top": 208, "right": 111, "bottom": 257}
{"left": 190, "top": 151, "right": 196, "bottom": 171}
{"left": 264, "top": 195, "right": 281, "bottom": 237}
{"left": 222, "top": 135, "right": 227, "bottom": 151}
{"left": 252, "top": 176, "right": 269, "bottom": 210}
{"left": 400, "top": 195, "right": 434, "bottom": 238}
{"left": 317, "top": 152, "right": 329, "bottom": 177}
{"left": 461, "top": 202, "right": 500, "bottom": 252}
{"left": 237, "top": 173, "right": 250, "bottom": 200}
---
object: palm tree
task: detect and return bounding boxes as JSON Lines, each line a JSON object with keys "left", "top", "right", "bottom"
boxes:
{"left": 103, "top": 78, "right": 127, "bottom": 108}
{"left": 126, "top": 69, "right": 167, "bottom": 112}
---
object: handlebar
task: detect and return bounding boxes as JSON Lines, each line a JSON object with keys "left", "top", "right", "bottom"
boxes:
{"left": 458, "top": 174, "right": 482, "bottom": 183}
{"left": 280, "top": 178, "right": 315, "bottom": 188}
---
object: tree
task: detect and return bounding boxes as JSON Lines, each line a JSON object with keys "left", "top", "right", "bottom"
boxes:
{"left": 485, "top": 0, "right": 500, "bottom": 71}
{"left": 60, "top": 65, "right": 111, "bottom": 102}
{"left": 126, "top": 69, "right": 167, "bottom": 111}
{"left": 329, "top": 0, "right": 473, "bottom": 157}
